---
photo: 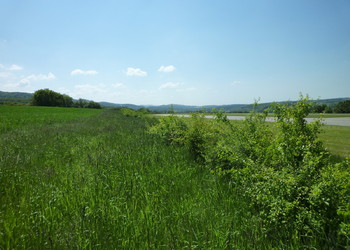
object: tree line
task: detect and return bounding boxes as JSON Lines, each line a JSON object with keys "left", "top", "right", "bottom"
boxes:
{"left": 311, "top": 100, "right": 350, "bottom": 113}
{"left": 31, "top": 89, "right": 101, "bottom": 109}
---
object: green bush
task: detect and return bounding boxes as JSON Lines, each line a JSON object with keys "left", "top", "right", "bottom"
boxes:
{"left": 150, "top": 96, "right": 350, "bottom": 246}
{"left": 148, "top": 114, "right": 188, "bottom": 145}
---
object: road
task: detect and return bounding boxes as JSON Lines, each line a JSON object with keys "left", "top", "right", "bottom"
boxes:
{"left": 226, "top": 116, "right": 350, "bottom": 127}
{"left": 156, "top": 114, "right": 350, "bottom": 127}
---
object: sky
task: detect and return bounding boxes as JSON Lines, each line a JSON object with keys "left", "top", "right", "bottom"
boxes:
{"left": 0, "top": 0, "right": 349, "bottom": 105}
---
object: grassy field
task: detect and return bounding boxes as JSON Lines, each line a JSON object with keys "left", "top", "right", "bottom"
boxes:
{"left": 320, "top": 125, "right": 350, "bottom": 158}
{"left": 0, "top": 106, "right": 263, "bottom": 248}
{"left": 0, "top": 105, "right": 102, "bottom": 133}
{"left": 1, "top": 106, "right": 348, "bottom": 248}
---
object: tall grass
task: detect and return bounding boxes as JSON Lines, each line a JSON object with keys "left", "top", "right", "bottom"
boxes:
{"left": 0, "top": 105, "right": 102, "bottom": 133}
{"left": 0, "top": 107, "right": 272, "bottom": 249}
{"left": 2, "top": 106, "right": 347, "bottom": 248}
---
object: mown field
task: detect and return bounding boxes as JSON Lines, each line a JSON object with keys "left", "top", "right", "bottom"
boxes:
{"left": 320, "top": 125, "right": 350, "bottom": 158}
{"left": 1, "top": 105, "right": 349, "bottom": 248}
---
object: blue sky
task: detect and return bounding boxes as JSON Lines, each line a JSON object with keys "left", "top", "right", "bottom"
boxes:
{"left": 0, "top": 0, "right": 349, "bottom": 105}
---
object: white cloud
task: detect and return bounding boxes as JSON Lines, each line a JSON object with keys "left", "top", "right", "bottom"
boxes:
{"left": 0, "top": 72, "right": 11, "bottom": 78}
{"left": 126, "top": 67, "right": 147, "bottom": 76}
{"left": 231, "top": 80, "right": 241, "bottom": 86}
{"left": 159, "top": 82, "right": 182, "bottom": 89}
{"left": 158, "top": 65, "right": 176, "bottom": 73}
{"left": 71, "top": 69, "right": 98, "bottom": 75}
{"left": 68, "top": 83, "right": 108, "bottom": 101}
{"left": 0, "top": 64, "right": 23, "bottom": 71}
{"left": 8, "top": 64, "right": 23, "bottom": 71}
{"left": 111, "top": 83, "right": 125, "bottom": 88}
{"left": 75, "top": 83, "right": 106, "bottom": 93}
{"left": 176, "top": 87, "right": 196, "bottom": 92}
{"left": 19, "top": 72, "right": 56, "bottom": 86}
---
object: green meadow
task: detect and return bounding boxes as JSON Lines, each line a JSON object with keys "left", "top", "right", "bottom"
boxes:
{"left": 0, "top": 106, "right": 102, "bottom": 134}
{"left": 320, "top": 125, "right": 350, "bottom": 158}
{"left": 1, "top": 105, "right": 349, "bottom": 249}
{"left": 0, "top": 106, "right": 247, "bottom": 248}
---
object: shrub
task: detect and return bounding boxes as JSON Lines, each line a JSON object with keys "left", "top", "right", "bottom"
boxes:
{"left": 150, "top": 96, "right": 350, "bottom": 246}
{"left": 148, "top": 114, "right": 188, "bottom": 145}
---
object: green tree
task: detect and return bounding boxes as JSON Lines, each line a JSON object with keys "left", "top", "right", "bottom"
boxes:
{"left": 168, "top": 104, "right": 175, "bottom": 114}
{"left": 324, "top": 105, "right": 333, "bottom": 113}
{"left": 84, "top": 101, "right": 102, "bottom": 109}
{"left": 74, "top": 99, "right": 88, "bottom": 108}
{"left": 62, "top": 94, "right": 73, "bottom": 107}
{"left": 334, "top": 100, "right": 350, "bottom": 113}
{"left": 31, "top": 89, "right": 69, "bottom": 107}
{"left": 312, "top": 104, "right": 328, "bottom": 113}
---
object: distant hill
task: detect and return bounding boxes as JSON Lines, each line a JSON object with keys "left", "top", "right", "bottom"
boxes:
{"left": 0, "top": 91, "right": 33, "bottom": 105}
{"left": 140, "top": 98, "right": 350, "bottom": 113}
{"left": 0, "top": 91, "right": 33, "bottom": 99}
{"left": 1, "top": 91, "right": 349, "bottom": 112}
{"left": 99, "top": 102, "right": 142, "bottom": 110}
{"left": 315, "top": 98, "right": 350, "bottom": 107}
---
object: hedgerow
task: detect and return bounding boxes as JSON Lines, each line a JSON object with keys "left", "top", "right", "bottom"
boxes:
{"left": 150, "top": 96, "right": 350, "bottom": 247}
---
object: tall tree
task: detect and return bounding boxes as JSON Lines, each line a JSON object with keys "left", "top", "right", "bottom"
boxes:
{"left": 334, "top": 100, "right": 350, "bottom": 113}
{"left": 32, "top": 89, "right": 70, "bottom": 107}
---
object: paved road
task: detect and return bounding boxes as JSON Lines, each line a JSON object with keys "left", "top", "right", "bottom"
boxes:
{"left": 226, "top": 116, "right": 350, "bottom": 127}
{"left": 156, "top": 114, "right": 350, "bottom": 127}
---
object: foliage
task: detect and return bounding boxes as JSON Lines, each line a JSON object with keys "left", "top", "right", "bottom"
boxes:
{"left": 31, "top": 89, "right": 73, "bottom": 107}
{"left": 148, "top": 114, "right": 188, "bottom": 145}
{"left": 1, "top": 107, "right": 271, "bottom": 249}
{"left": 31, "top": 89, "right": 101, "bottom": 109}
{"left": 334, "top": 100, "right": 350, "bottom": 113}
{"left": 84, "top": 100, "right": 102, "bottom": 109}
{"left": 2, "top": 103, "right": 349, "bottom": 248}
{"left": 311, "top": 103, "right": 333, "bottom": 113}
{"left": 73, "top": 98, "right": 102, "bottom": 109}
{"left": 150, "top": 96, "right": 350, "bottom": 247}
{"left": 120, "top": 107, "right": 150, "bottom": 118}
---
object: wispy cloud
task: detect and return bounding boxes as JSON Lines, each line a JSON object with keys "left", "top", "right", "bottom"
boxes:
{"left": 231, "top": 80, "right": 241, "bottom": 86}
{"left": 71, "top": 69, "right": 98, "bottom": 75}
{"left": 159, "top": 82, "right": 182, "bottom": 89}
{"left": 158, "top": 65, "right": 175, "bottom": 73}
{"left": 19, "top": 72, "right": 56, "bottom": 86}
{"left": 111, "top": 83, "right": 125, "bottom": 88}
{"left": 176, "top": 87, "right": 196, "bottom": 92}
{"left": 74, "top": 83, "right": 106, "bottom": 93}
{"left": 126, "top": 67, "right": 147, "bottom": 76}
{"left": 0, "top": 72, "right": 11, "bottom": 78}
{"left": 8, "top": 64, "right": 23, "bottom": 71}
{"left": 1, "top": 72, "right": 57, "bottom": 90}
{"left": 0, "top": 64, "right": 23, "bottom": 71}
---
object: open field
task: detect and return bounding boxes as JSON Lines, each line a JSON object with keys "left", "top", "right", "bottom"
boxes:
{"left": 0, "top": 107, "right": 262, "bottom": 248}
{"left": 0, "top": 105, "right": 102, "bottom": 133}
{"left": 320, "top": 125, "right": 350, "bottom": 158}
{"left": 1, "top": 106, "right": 349, "bottom": 248}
